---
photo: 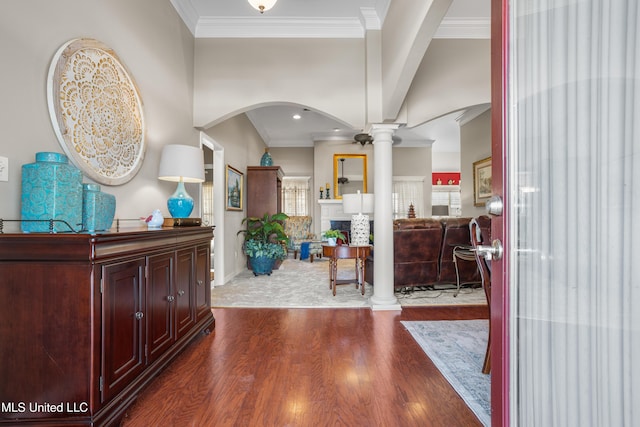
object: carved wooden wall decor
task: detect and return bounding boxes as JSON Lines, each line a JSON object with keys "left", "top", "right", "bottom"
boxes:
{"left": 47, "top": 38, "right": 145, "bottom": 185}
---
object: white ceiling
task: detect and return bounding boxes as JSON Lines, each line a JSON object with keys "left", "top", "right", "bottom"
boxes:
{"left": 170, "top": 0, "right": 491, "bottom": 152}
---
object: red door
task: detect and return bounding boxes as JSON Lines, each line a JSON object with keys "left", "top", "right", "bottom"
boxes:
{"left": 490, "top": 0, "right": 509, "bottom": 425}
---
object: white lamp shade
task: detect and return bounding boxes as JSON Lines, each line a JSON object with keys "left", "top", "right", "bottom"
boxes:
{"left": 158, "top": 144, "right": 205, "bottom": 183}
{"left": 342, "top": 192, "right": 374, "bottom": 214}
{"left": 248, "top": 0, "right": 278, "bottom": 12}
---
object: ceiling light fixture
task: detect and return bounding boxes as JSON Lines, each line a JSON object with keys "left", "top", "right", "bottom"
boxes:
{"left": 248, "top": 0, "right": 277, "bottom": 14}
{"left": 293, "top": 114, "right": 301, "bottom": 120}
{"left": 338, "top": 158, "right": 349, "bottom": 184}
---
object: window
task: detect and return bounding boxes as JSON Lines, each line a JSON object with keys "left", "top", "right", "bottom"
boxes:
{"left": 392, "top": 177, "right": 425, "bottom": 219}
{"left": 432, "top": 185, "right": 461, "bottom": 217}
{"left": 282, "top": 177, "right": 310, "bottom": 216}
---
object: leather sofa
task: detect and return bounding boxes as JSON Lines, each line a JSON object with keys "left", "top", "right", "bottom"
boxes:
{"left": 365, "top": 216, "right": 490, "bottom": 289}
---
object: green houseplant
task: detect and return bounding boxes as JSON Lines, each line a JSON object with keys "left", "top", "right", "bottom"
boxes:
{"left": 238, "top": 212, "right": 289, "bottom": 276}
{"left": 322, "top": 229, "right": 346, "bottom": 246}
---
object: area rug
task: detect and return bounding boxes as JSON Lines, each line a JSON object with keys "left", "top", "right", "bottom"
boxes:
{"left": 211, "top": 257, "right": 487, "bottom": 308}
{"left": 402, "top": 320, "right": 491, "bottom": 426}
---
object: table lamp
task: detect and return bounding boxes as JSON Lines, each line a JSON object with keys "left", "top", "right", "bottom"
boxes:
{"left": 158, "top": 144, "right": 205, "bottom": 218}
{"left": 342, "top": 190, "right": 374, "bottom": 246}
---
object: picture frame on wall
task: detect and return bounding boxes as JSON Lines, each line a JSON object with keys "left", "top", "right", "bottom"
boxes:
{"left": 473, "top": 156, "right": 492, "bottom": 206}
{"left": 226, "top": 165, "right": 243, "bottom": 211}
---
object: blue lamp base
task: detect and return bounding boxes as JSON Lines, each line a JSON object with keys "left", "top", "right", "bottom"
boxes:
{"left": 167, "top": 180, "right": 194, "bottom": 218}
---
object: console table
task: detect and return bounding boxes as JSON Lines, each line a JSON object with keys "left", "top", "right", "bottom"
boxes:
{"left": 0, "top": 226, "right": 214, "bottom": 426}
{"left": 322, "top": 244, "right": 371, "bottom": 296}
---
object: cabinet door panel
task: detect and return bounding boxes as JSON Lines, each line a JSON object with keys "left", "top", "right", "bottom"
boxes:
{"left": 195, "top": 244, "right": 211, "bottom": 321}
{"left": 101, "top": 259, "right": 145, "bottom": 404}
{"left": 147, "top": 252, "right": 175, "bottom": 363}
{"left": 176, "top": 249, "right": 196, "bottom": 338}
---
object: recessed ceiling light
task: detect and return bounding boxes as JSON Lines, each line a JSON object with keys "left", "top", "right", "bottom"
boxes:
{"left": 333, "top": 128, "right": 340, "bottom": 132}
{"left": 293, "top": 114, "right": 301, "bottom": 120}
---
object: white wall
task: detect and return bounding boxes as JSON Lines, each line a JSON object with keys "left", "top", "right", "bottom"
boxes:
{"left": 0, "top": 0, "right": 197, "bottom": 222}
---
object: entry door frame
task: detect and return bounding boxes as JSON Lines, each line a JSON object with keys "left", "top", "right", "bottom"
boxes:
{"left": 490, "top": 0, "right": 510, "bottom": 425}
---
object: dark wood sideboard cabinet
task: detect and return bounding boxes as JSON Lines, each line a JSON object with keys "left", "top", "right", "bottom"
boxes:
{"left": 0, "top": 226, "right": 215, "bottom": 426}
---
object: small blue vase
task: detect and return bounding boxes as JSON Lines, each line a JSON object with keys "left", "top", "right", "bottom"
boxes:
{"left": 260, "top": 149, "right": 273, "bottom": 166}
{"left": 82, "top": 183, "right": 116, "bottom": 232}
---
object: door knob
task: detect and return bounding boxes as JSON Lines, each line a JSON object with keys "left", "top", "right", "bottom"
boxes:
{"left": 473, "top": 239, "right": 503, "bottom": 261}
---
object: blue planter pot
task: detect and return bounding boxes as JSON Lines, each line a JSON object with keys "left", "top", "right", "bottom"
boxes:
{"left": 249, "top": 255, "right": 275, "bottom": 276}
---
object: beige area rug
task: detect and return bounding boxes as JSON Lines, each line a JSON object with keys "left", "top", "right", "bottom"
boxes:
{"left": 211, "top": 257, "right": 488, "bottom": 308}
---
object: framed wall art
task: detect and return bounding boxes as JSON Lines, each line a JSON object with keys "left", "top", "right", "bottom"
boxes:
{"left": 473, "top": 156, "right": 492, "bottom": 206}
{"left": 47, "top": 38, "right": 145, "bottom": 186}
{"left": 226, "top": 165, "right": 243, "bottom": 211}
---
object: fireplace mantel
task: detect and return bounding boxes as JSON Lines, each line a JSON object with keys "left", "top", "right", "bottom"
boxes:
{"left": 318, "top": 199, "right": 348, "bottom": 232}
{"left": 318, "top": 199, "right": 375, "bottom": 233}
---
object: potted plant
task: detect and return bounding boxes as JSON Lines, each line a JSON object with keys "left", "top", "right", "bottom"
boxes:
{"left": 322, "top": 229, "right": 346, "bottom": 246}
{"left": 238, "top": 212, "right": 290, "bottom": 276}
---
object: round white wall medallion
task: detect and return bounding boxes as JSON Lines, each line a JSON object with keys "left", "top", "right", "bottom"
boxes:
{"left": 47, "top": 38, "right": 145, "bottom": 185}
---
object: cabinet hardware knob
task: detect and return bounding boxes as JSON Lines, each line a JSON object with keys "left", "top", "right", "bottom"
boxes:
{"left": 197, "top": 280, "right": 203, "bottom": 286}
{"left": 178, "top": 290, "right": 185, "bottom": 296}
{"left": 166, "top": 295, "right": 175, "bottom": 302}
{"left": 135, "top": 311, "right": 144, "bottom": 320}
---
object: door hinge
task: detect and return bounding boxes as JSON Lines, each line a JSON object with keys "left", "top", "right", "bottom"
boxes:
{"left": 100, "top": 277, "right": 104, "bottom": 294}
{"left": 99, "top": 376, "right": 103, "bottom": 392}
{"left": 145, "top": 265, "right": 149, "bottom": 279}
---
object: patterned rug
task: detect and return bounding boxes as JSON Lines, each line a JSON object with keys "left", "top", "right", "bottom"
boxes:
{"left": 212, "top": 257, "right": 487, "bottom": 308}
{"left": 402, "top": 320, "right": 491, "bottom": 426}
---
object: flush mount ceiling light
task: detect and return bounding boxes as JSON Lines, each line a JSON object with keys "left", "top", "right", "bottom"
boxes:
{"left": 248, "top": 0, "right": 278, "bottom": 14}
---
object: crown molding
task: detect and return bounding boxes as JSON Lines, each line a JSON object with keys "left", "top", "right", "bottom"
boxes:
{"left": 169, "top": 0, "right": 199, "bottom": 36}
{"left": 359, "top": 7, "right": 381, "bottom": 30}
{"left": 434, "top": 18, "right": 491, "bottom": 39}
{"left": 455, "top": 103, "right": 491, "bottom": 126}
{"left": 195, "top": 17, "right": 366, "bottom": 38}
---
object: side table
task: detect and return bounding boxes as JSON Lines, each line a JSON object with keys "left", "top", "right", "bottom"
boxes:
{"left": 322, "top": 244, "right": 371, "bottom": 296}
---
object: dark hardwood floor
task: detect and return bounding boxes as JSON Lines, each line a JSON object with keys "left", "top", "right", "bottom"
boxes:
{"left": 121, "top": 305, "right": 488, "bottom": 427}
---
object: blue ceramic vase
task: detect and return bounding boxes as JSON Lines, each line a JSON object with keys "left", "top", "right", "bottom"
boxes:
{"left": 249, "top": 255, "right": 275, "bottom": 276}
{"left": 260, "top": 149, "right": 273, "bottom": 166}
{"left": 21, "top": 152, "right": 83, "bottom": 232}
{"left": 82, "top": 183, "right": 116, "bottom": 232}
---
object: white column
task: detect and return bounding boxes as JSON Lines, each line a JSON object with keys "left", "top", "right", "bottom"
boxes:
{"left": 370, "top": 124, "right": 401, "bottom": 310}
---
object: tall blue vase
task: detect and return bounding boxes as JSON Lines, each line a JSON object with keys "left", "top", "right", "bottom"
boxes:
{"left": 21, "top": 152, "right": 83, "bottom": 232}
{"left": 260, "top": 149, "right": 273, "bottom": 166}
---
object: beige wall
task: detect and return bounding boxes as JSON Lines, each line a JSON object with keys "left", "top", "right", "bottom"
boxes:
{"left": 204, "top": 113, "right": 267, "bottom": 278}
{"left": 392, "top": 147, "right": 433, "bottom": 216}
{"left": 269, "top": 147, "right": 314, "bottom": 179}
{"left": 193, "top": 38, "right": 366, "bottom": 129}
{"left": 0, "top": 0, "right": 197, "bottom": 221}
{"left": 404, "top": 39, "right": 491, "bottom": 127}
{"left": 433, "top": 151, "right": 461, "bottom": 171}
{"left": 460, "top": 109, "right": 492, "bottom": 216}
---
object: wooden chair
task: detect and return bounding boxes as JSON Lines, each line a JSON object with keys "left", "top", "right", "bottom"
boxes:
{"left": 470, "top": 216, "right": 492, "bottom": 374}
